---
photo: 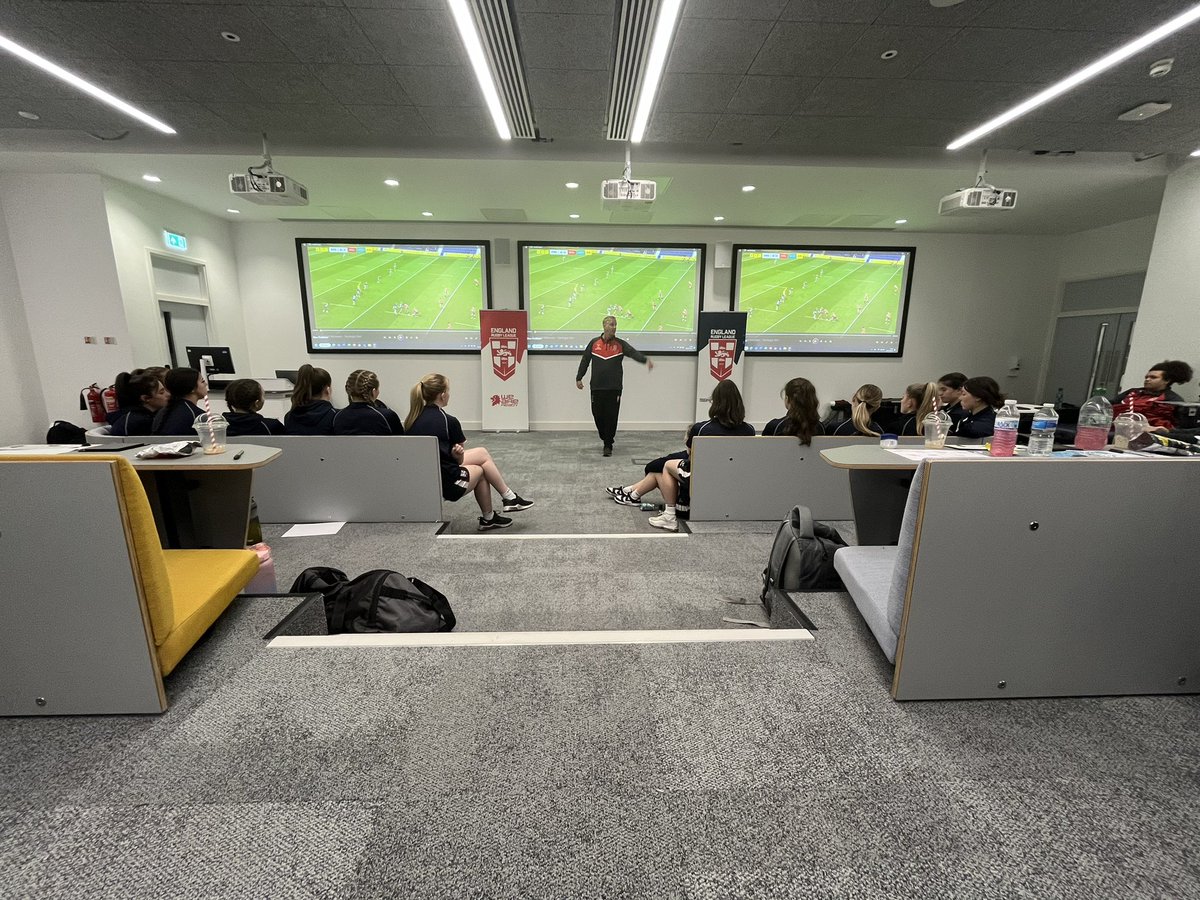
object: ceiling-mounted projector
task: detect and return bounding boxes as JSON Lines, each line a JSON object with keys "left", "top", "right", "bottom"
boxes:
{"left": 938, "top": 185, "right": 1017, "bottom": 215}
{"left": 228, "top": 132, "right": 309, "bottom": 206}
{"left": 229, "top": 171, "right": 308, "bottom": 206}
{"left": 601, "top": 178, "right": 656, "bottom": 203}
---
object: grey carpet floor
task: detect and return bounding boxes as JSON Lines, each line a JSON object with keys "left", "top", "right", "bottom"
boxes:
{"left": 3, "top": 597, "right": 1199, "bottom": 898}
{"left": 5, "top": 432, "right": 1200, "bottom": 897}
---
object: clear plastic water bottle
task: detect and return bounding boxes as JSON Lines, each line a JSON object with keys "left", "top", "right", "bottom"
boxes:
{"left": 1074, "top": 391, "right": 1113, "bottom": 450}
{"left": 1028, "top": 403, "right": 1058, "bottom": 456}
{"left": 989, "top": 400, "right": 1020, "bottom": 457}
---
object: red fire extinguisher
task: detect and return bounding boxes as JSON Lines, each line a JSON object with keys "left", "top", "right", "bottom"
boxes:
{"left": 101, "top": 384, "right": 119, "bottom": 414}
{"left": 81, "top": 383, "right": 106, "bottom": 424}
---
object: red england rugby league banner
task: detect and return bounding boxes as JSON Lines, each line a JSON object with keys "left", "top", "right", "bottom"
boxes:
{"left": 480, "top": 309, "right": 529, "bottom": 431}
{"left": 694, "top": 311, "right": 747, "bottom": 421}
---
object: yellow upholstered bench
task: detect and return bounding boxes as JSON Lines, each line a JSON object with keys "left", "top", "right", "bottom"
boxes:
{"left": 0, "top": 454, "right": 258, "bottom": 714}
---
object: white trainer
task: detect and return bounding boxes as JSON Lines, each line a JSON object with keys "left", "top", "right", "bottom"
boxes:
{"left": 648, "top": 513, "right": 678, "bottom": 532}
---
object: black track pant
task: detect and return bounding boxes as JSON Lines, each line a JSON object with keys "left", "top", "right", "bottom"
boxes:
{"left": 590, "top": 389, "right": 621, "bottom": 447}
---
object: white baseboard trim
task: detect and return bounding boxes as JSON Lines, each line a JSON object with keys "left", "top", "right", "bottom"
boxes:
{"left": 270, "top": 627, "right": 813, "bottom": 649}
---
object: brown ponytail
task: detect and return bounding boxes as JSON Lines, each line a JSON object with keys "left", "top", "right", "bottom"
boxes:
{"left": 290, "top": 364, "right": 331, "bottom": 408}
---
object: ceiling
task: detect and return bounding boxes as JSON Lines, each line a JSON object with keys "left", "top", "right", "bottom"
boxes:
{"left": 0, "top": 0, "right": 1197, "bottom": 233}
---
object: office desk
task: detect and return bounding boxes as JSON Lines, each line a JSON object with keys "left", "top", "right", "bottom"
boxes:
{"left": 122, "top": 445, "right": 280, "bottom": 549}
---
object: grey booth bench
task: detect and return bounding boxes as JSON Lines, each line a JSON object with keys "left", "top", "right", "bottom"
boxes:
{"left": 87, "top": 432, "right": 444, "bottom": 523}
{"left": 689, "top": 435, "right": 924, "bottom": 522}
{"left": 833, "top": 457, "right": 1200, "bottom": 700}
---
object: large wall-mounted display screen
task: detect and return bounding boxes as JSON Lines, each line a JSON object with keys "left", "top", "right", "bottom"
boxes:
{"left": 732, "top": 246, "right": 914, "bottom": 356}
{"left": 519, "top": 242, "right": 704, "bottom": 353}
{"left": 296, "top": 239, "right": 491, "bottom": 353}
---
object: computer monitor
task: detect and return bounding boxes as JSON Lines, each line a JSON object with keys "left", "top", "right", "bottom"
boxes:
{"left": 275, "top": 369, "right": 300, "bottom": 385}
{"left": 185, "top": 345, "right": 235, "bottom": 375}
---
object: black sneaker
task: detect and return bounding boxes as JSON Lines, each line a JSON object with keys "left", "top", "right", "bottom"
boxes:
{"left": 603, "top": 445, "right": 612, "bottom": 457}
{"left": 478, "top": 513, "right": 514, "bottom": 531}
{"left": 611, "top": 487, "right": 639, "bottom": 507}
{"left": 502, "top": 495, "right": 534, "bottom": 512}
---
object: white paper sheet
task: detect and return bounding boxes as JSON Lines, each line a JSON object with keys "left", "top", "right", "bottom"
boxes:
{"left": 885, "top": 448, "right": 988, "bottom": 461}
{"left": 281, "top": 521, "right": 346, "bottom": 537}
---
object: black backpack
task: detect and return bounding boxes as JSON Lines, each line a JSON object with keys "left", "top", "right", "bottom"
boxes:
{"left": 761, "top": 505, "right": 847, "bottom": 610}
{"left": 46, "top": 420, "right": 89, "bottom": 444}
{"left": 290, "top": 567, "right": 456, "bottom": 635}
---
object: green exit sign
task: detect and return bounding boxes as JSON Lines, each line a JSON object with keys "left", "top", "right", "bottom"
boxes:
{"left": 163, "top": 230, "right": 188, "bottom": 252}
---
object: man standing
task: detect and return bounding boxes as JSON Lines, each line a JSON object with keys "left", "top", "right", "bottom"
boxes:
{"left": 576, "top": 315, "right": 653, "bottom": 456}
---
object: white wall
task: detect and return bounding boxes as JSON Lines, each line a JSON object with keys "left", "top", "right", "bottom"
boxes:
{"left": 0, "top": 174, "right": 132, "bottom": 436}
{"left": 0, "top": 194, "right": 47, "bottom": 444}
{"left": 236, "top": 221, "right": 1064, "bottom": 429}
{"left": 1057, "top": 214, "right": 1158, "bottom": 283}
{"left": 1122, "top": 162, "right": 1200, "bottom": 398}
{"left": 103, "top": 179, "right": 245, "bottom": 371}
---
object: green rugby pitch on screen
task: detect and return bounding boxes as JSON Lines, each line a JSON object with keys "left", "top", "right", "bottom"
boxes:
{"left": 520, "top": 243, "right": 704, "bottom": 353}
{"left": 297, "top": 240, "right": 491, "bottom": 352}
{"left": 733, "top": 246, "right": 914, "bottom": 355}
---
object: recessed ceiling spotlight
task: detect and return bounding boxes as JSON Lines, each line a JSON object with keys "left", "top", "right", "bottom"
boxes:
{"left": 568, "top": 213, "right": 580, "bottom": 219}
{"left": 741, "top": 184, "right": 755, "bottom": 192}
{"left": 1117, "top": 101, "right": 1172, "bottom": 121}
{"left": 895, "top": 218, "right": 908, "bottom": 224}
{"left": 565, "top": 182, "right": 579, "bottom": 189}
{"left": 1149, "top": 57, "right": 1174, "bottom": 78}
{"left": 880, "top": 49, "right": 899, "bottom": 60}
{"left": 141, "top": 174, "right": 161, "bottom": 183}
{"left": 1190, "top": 148, "right": 1200, "bottom": 157}
{"left": 17, "top": 109, "right": 39, "bottom": 120}
{"left": 226, "top": 208, "right": 241, "bottom": 214}
{"left": 384, "top": 179, "right": 399, "bottom": 187}
{"left": 713, "top": 215, "right": 725, "bottom": 222}
{"left": 220, "top": 31, "right": 241, "bottom": 42}
{"left": 421, "top": 211, "right": 433, "bottom": 217}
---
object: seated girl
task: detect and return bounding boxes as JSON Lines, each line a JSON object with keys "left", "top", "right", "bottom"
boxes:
{"left": 223, "top": 379, "right": 285, "bottom": 436}
{"left": 951, "top": 376, "right": 1004, "bottom": 438}
{"left": 607, "top": 379, "right": 754, "bottom": 532}
{"left": 403, "top": 373, "right": 532, "bottom": 531}
{"left": 936, "top": 372, "right": 967, "bottom": 423}
{"left": 332, "top": 369, "right": 404, "bottom": 435}
{"left": 284, "top": 364, "right": 337, "bottom": 435}
{"left": 829, "top": 384, "right": 886, "bottom": 436}
{"left": 109, "top": 369, "right": 169, "bottom": 436}
{"left": 762, "top": 376, "right": 823, "bottom": 442}
{"left": 152, "top": 367, "right": 208, "bottom": 435}
{"left": 889, "top": 382, "right": 938, "bottom": 435}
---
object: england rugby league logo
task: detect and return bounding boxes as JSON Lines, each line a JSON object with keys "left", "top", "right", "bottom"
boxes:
{"left": 708, "top": 339, "right": 736, "bottom": 381}
{"left": 490, "top": 338, "right": 518, "bottom": 381}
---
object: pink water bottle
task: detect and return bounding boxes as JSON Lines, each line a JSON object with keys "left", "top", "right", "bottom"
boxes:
{"left": 989, "top": 400, "right": 1020, "bottom": 457}
{"left": 1074, "top": 392, "right": 1113, "bottom": 450}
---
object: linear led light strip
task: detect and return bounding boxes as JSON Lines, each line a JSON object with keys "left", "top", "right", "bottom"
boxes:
{"left": 630, "top": 0, "right": 683, "bottom": 143}
{"left": 947, "top": 1, "right": 1200, "bottom": 150}
{"left": 0, "top": 31, "right": 175, "bottom": 135}
{"left": 448, "top": 0, "right": 511, "bottom": 140}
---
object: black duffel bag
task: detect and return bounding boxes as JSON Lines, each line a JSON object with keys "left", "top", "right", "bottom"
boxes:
{"left": 761, "top": 504, "right": 847, "bottom": 605}
{"left": 291, "top": 567, "right": 456, "bottom": 634}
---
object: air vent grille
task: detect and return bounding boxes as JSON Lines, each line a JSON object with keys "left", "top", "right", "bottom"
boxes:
{"left": 607, "top": 0, "right": 660, "bottom": 141}
{"left": 468, "top": 0, "right": 537, "bottom": 139}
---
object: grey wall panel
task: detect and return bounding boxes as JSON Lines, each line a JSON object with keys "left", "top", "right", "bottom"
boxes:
{"left": 0, "top": 462, "right": 165, "bottom": 715}
{"left": 690, "top": 435, "right": 922, "bottom": 521}
{"left": 229, "top": 435, "right": 444, "bottom": 523}
{"left": 893, "top": 458, "right": 1200, "bottom": 700}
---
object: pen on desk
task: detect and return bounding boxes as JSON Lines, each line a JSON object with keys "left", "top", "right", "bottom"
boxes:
{"left": 232, "top": 450, "right": 244, "bottom": 460}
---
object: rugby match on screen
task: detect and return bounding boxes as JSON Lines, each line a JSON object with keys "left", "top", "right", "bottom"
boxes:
{"left": 304, "top": 243, "right": 485, "bottom": 333}
{"left": 736, "top": 249, "right": 906, "bottom": 336}
{"left": 524, "top": 246, "right": 699, "bottom": 337}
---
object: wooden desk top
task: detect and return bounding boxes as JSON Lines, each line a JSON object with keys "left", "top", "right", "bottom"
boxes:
{"left": 819, "top": 444, "right": 982, "bottom": 470}
{"left": 121, "top": 443, "right": 281, "bottom": 470}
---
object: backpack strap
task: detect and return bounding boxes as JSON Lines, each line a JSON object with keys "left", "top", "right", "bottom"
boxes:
{"left": 789, "top": 505, "right": 816, "bottom": 541}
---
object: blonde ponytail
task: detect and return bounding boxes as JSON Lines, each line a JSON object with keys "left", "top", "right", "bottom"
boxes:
{"left": 403, "top": 373, "right": 448, "bottom": 431}
{"left": 850, "top": 384, "right": 883, "bottom": 436}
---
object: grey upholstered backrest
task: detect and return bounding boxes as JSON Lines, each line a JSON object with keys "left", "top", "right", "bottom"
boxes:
{"left": 886, "top": 461, "right": 927, "bottom": 639}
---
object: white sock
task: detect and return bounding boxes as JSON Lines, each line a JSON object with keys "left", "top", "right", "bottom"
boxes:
{"left": 482, "top": 511, "right": 494, "bottom": 521}
{"left": 663, "top": 505, "right": 676, "bottom": 518}
{"left": 628, "top": 487, "right": 640, "bottom": 500}
{"left": 501, "top": 489, "right": 516, "bottom": 500}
